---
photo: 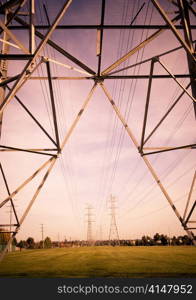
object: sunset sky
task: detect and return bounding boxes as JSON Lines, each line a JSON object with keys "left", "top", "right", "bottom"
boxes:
{"left": 0, "top": 0, "right": 195, "bottom": 242}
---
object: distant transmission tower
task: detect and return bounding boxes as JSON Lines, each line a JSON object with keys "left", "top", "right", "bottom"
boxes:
{"left": 86, "top": 204, "right": 94, "bottom": 245}
{"left": 99, "top": 225, "right": 103, "bottom": 241}
{"left": 108, "top": 195, "right": 120, "bottom": 245}
{"left": 40, "top": 224, "right": 44, "bottom": 248}
{"left": 6, "top": 203, "right": 12, "bottom": 252}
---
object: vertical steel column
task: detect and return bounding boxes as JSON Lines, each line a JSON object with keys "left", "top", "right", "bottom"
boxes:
{"left": 140, "top": 58, "right": 155, "bottom": 152}
{"left": 0, "top": 12, "right": 9, "bottom": 140}
{"left": 29, "top": 0, "right": 35, "bottom": 53}
{"left": 46, "top": 61, "right": 61, "bottom": 151}
{"left": 97, "top": 0, "right": 105, "bottom": 76}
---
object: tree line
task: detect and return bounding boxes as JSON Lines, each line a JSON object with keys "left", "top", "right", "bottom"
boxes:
{"left": 0, "top": 229, "right": 194, "bottom": 249}
{"left": 120, "top": 233, "right": 193, "bottom": 246}
{"left": 0, "top": 229, "right": 52, "bottom": 249}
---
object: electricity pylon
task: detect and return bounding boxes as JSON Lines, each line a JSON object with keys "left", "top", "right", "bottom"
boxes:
{"left": 85, "top": 204, "right": 94, "bottom": 246}
{"left": 40, "top": 223, "right": 44, "bottom": 248}
{"left": 108, "top": 195, "right": 120, "bottom": 245}
{"left": 0, "top": 0, "right": 196, "bottom": 264}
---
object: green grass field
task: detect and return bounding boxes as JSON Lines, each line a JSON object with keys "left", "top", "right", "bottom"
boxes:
{"left": 0, "top": 246, "right": 196, "bottom": 278}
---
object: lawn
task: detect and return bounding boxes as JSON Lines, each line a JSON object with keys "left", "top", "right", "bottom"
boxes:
{"left": 0, "top": 246, "right": 196, "bottom": 278}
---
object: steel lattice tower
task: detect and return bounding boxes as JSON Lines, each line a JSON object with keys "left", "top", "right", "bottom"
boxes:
{"left": 86, "top": 204, "right": 94, "bottom": 245}
{"left": 109, "top": 195, "right": 120, "bottom": 245}
{"left": 0, "top": 0, "right": 195, "bottom": 262}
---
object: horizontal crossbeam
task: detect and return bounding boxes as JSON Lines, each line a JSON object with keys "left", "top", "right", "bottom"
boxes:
{"left": 6, "top": 25, "right": 196, "bottom": 30}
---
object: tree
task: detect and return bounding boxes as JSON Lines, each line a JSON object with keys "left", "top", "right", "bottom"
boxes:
{"left": 44, "top": 236, "right": 52, "bottom": 248}
{"left": 171, "top": 236, "right": 178, "bottom": 245}
{"left": 181, "top": 235, "right": 192, "bottom": 245}
{"left": 17, "top": 240, "right": 27, "bottom": 249}
{"left": 160, "top": 234, "right": 168, "bottom": 245}
{"left": 141, "top": 235, "right": 154, "bottom": 246}
{"left": 146, "top": 236, "right": 155, "bottom": 246}
{"left": 153, "top": 233, "right": 161, "bottom": 243}
{"left": 141, "top": 236, "right": 148, "bottom": 246}
{"left": 135, "top": 239, "right": 143, "bottom": 246}
{"left": 26, "top": 237, "right": 35, "bottom": 249}
{"left": 177, "top": 236, "right": 183, "bottom": 245}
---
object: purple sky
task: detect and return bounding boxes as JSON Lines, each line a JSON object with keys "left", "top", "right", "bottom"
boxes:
{"left": 0, "top": 0, "right": 195, "bottom": 242}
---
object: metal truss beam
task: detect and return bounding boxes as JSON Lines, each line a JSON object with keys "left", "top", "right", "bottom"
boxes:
{"left": 45, "top": 61, "right": 61, "bottom": 152}
{"left": 140, "top": 59, "right": 155, "bottom": 153}
{"left": 0, "top": 74, "right": 20, "bottom": 86}
{"left": 29, "top": 0, "right": 35, "bottom": 54}
{"left": 104, "top": 74, "right": 194, "bottom": 79}
{"left": 6, "top": 24, "right": 196, "bottom": 30}
{"left": 0, "top": 54, "right": 34, "bottom": 60}
{"left": 0, "top": 163, "right": 19, "bottom": 226}
{"left": 17, "top": 74, "right": 194, "bottom": 81}
{"left": 185, "top": 201, "right": 196, "bottom": 226}
{"left": 142, "top": 143, "right": 196, "bottom": 156}
{"left": 130, "top": 2, "right": 146, "bottom": 25}
{"left": 0, "top": 145, "right": 57, "bottom": 157}
{"left": 183, "top": 171, "right": 196, "bottom": 222}
{"left": 0, "top": 224, "right": 18, "bottom": 227}
{"left": 0, "top": 148, "right": 57, "bottom": 152}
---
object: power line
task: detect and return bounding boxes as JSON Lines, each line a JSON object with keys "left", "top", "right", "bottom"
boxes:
{"left": 95, "top": 0, "right": 137, "bottom": 232}
{"left": 120, "top": 154, "right": 195, "bottom": 221}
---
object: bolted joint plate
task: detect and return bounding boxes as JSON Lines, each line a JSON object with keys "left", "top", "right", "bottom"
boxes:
{"left": 93, "top": 76, "right": 104, "bottom": 84}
